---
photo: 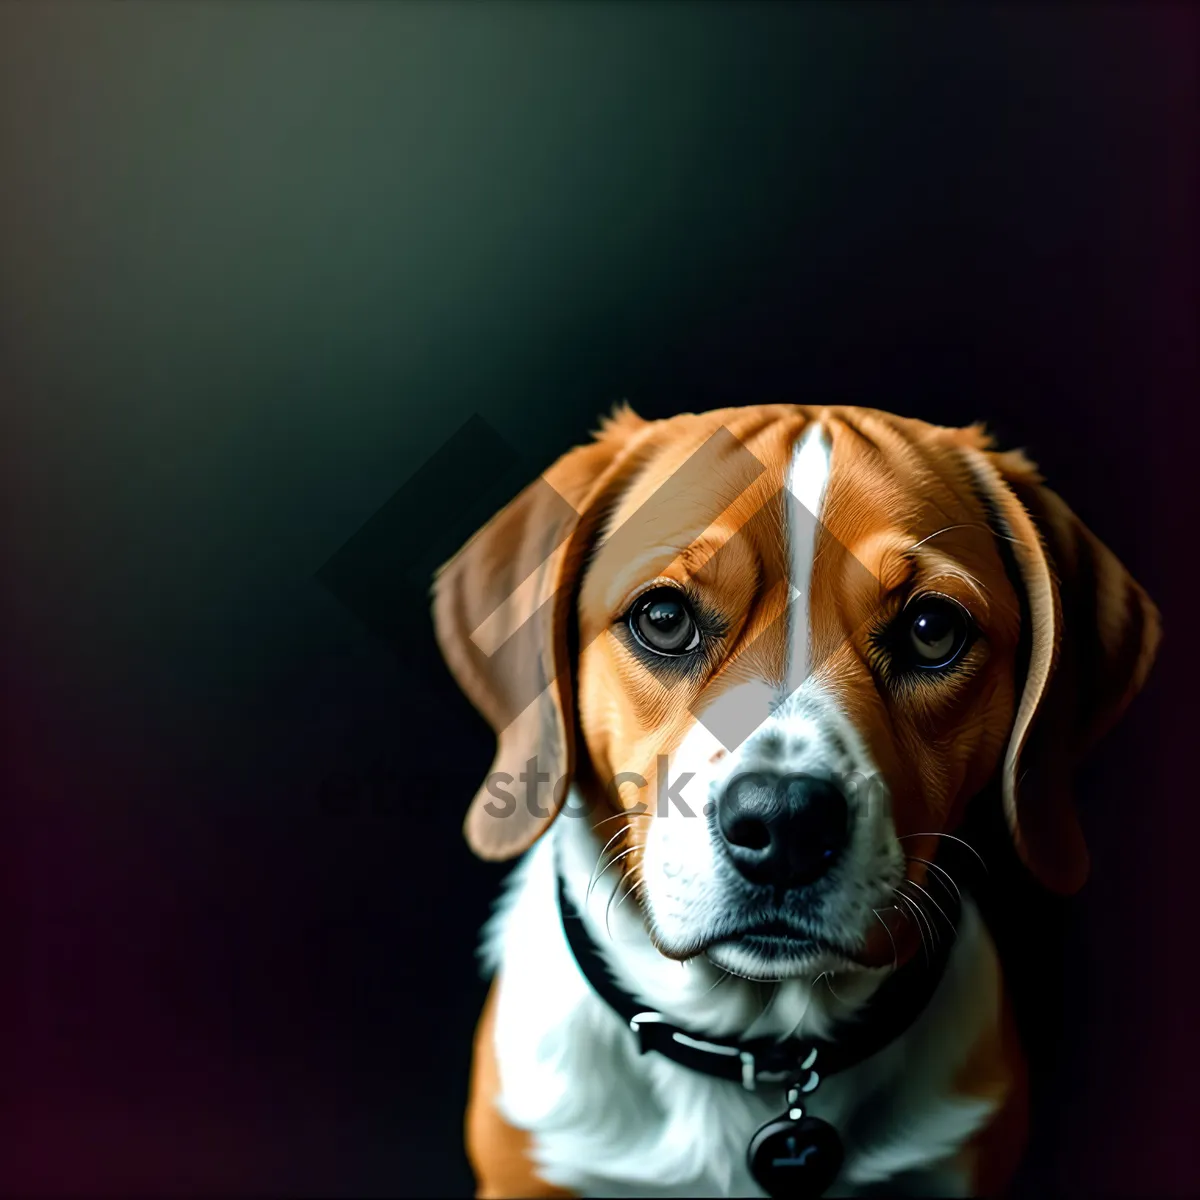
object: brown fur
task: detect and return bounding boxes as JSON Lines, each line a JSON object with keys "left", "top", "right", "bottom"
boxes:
{"left": 466, "top": 979, "right": 573, "bottom": 1199}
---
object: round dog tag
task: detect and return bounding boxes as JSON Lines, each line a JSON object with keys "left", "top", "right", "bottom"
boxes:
{"left": 747, "top": 1114, "right": 844, "bottom": 1199}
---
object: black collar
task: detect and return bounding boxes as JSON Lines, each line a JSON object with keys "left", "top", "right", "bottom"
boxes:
{"left": 557, "top": 871, "right": 962, "bottom": 1094}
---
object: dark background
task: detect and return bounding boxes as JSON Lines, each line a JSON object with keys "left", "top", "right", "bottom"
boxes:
{"left": 1, "top": 2, "right": 1196, "bottom": 1194}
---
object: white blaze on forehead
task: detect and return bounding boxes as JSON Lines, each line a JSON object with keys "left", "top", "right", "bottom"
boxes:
{"left": 786, "top": 420, "right": 832, "bottom": 694}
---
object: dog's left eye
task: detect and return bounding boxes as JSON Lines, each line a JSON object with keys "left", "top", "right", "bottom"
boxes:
{"left": 628, "top": 588, "right": 701, "bottom": 656}
{"left": 901, "top": 596, "right": 973, "bottom": 670}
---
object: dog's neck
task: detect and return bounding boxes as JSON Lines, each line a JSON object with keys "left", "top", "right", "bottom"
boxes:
{"left": 555, "top": 794, "right": 892, "bottom": 1046}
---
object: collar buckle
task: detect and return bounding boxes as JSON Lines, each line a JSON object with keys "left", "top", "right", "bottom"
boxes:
{"left": 740, "top": 1051, "right": 758, "bottom": 1091}
{"left": 630, "top": 1013, "right": 812, "bottom": 1092}
{"left": 629, "top": 1011, "right": 667, "bottom": 1056}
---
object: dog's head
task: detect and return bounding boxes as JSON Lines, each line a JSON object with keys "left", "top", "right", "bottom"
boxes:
{"left": 435, "top": 405, "right": 1159, "bottom": 980}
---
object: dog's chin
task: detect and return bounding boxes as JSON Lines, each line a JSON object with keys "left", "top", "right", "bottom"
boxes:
{"left": 703, "top": 931, "right": 857, "bottom": 982}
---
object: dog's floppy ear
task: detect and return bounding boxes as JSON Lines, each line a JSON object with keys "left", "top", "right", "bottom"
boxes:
{"left": 965, "top": 447, "right": 1161, "bottom": 893}
{"left": 433, "top": 406, "right": 649, "bottom": 861}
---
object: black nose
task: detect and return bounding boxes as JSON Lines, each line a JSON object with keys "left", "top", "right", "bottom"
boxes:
{"left": 716, "top": 772, "right": 849, "bottom": 889}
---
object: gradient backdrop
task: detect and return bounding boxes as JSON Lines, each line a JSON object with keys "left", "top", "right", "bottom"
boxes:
{"left": 1, "top": 2, "right": 1196, "bottom": 1195}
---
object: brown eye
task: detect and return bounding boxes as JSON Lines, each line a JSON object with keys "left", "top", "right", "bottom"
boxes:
{"left": 905, "top": 596, "right": 972, "bottom": 669}
{"left": 629, "top": 589, "right": 700, "bottom": 656}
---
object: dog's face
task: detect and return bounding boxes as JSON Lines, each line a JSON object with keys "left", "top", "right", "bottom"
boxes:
{"left": 573, "top": 409, "right": 1023, "bottom": 977}
{"left": 436, "top": 405, "right": 1159, "bottom": 980}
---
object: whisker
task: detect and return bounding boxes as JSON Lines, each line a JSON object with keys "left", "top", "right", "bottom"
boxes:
{"left": 740, "top": 979, "right": 782, "bottom": 1040}
{"left": 904, "top": 877, "right": 955, "bottom": 936}
{"left": 697, "top": 965, "right": 733, "bottom": 999}
{"left": 900, "top": 880, "right": 942, "bottom": 949}
{"left": 586, "top": 825, "right": 632, "bottom": 901}
{"left": 591, "top": 812, "right": 630, "bottom": 829}
{"left": 594, "top": 824, "right": 631, "bottom": 860}
{"left": 906, "top": 524, "right": 977, "bottom": 552}
{"left": 907, "top": 522, "right": 1020, "bottom": 551}
{"left": 612, "top": 867, "right": 643, "bottom": 919}
{"left": 589, "top": 844, "right": 640, "bottom": 906}
{"left": 593, "top": 809, "right": 652, "bottom": 830}
{"left": 894, "top": 890, "right": 931, "bottom": 964}
{"left": 814, "top": 969, "right": 852, "bottom": 1008}
{"left": 871, "top": 909, "right": 900, "bottom": 975}
{"left": 906, "top": 855, "right": 963, "bottom": 906}
{"left": 950, "top": 568, "right": 990, "bottom": 604}
{"left": 605, "top": 868, "right": 638, "bottom": 939}
{"left": 898, "top": 832, "right": 988, "bottom": 875}
{"left": 753, "top": 979, "right": 783, "bottom": 1028}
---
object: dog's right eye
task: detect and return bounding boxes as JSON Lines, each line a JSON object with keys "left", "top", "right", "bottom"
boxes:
{"left": 628, "top": 588, "right": 701, "bottom": 656}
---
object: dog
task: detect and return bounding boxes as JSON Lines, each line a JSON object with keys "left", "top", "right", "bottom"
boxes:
{"left": 433, "top": 404, "right": 1159, "bottom": 1198}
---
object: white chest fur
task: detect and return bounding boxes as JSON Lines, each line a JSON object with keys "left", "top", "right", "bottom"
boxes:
{"left": 479, "top": 816, "right": 1003, "bottom": 1198}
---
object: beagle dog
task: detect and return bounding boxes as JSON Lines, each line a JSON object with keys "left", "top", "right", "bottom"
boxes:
{"left": 434, "top": 405, "right": 1159, "bottom": 1198}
